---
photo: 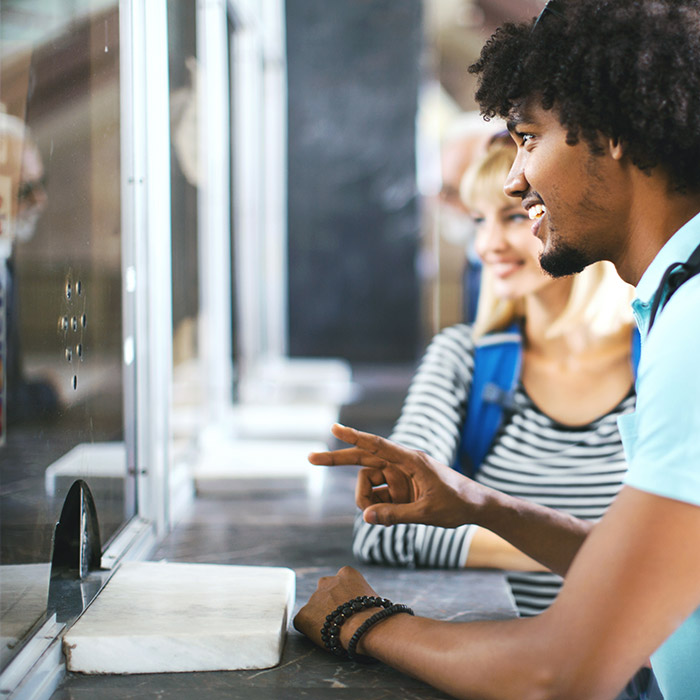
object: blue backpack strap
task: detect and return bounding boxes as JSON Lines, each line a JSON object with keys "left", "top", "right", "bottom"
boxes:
{"left": 630, "top": 326, "right": 641, "bottom": 380}
{"left": 648, "top": 240, "right": 700, "bottom": 333}
{"left": 454, "top": 324, "right": 522, "bottom": 476}
{"left": 454, "top": 324, "right": 641, "bottom": 476}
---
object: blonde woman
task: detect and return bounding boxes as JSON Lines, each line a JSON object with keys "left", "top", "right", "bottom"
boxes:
{"left": 352, "top": 135, "right": 639, "bottom": 618}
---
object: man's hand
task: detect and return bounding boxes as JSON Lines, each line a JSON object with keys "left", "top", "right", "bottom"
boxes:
{"left": 308, "top": 423, "right": 490, "bottom": 528}
{"left": 293, "top": 566, "right": 379, "bottom": 648}
{"left": 311, "top": 424, "right": 592, "bottom": 576}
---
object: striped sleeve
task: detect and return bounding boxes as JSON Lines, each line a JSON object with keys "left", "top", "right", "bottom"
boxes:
{"left": 352, "top": 324, "right": 477, "bottom": 568}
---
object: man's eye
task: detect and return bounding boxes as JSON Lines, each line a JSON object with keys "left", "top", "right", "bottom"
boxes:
{"left": 521, "top": 133, "right": 535, "bottom": 145}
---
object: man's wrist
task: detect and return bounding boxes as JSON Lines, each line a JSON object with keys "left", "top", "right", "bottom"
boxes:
{"left": 321, "top": 596, "right": 392, "bottom": 658}
{"left": 459, "top": 480, "right": 501, "bottom": 530}
{"left": 338, "top": 608, "right": 376, "bottom": 650}
{"left": 348, "top": 605, "right": 415, "bottom": 659}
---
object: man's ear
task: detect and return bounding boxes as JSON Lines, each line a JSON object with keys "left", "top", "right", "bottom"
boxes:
{"left": 609, "top": 138, "right": 624, "bottom": 161}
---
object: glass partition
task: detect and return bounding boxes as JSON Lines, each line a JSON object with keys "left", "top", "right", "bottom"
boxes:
{"left": 0, "top": 0, "right": 133, "bottom": 669}
{"left": 167, "top": 1, "right": 205, "bottom": 471}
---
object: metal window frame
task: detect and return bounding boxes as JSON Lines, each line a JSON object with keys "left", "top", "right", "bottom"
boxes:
{"left": 261, "top": 0, "right": 289, "bottom": 359}
{"left": 120, "top": 0, "right": 173, "bottom": 537}
{"left": 229, "top": 0, "right": 288, "bottom": 373}
{"left": 197, "top": 0, "right": 234, "bottom": 424}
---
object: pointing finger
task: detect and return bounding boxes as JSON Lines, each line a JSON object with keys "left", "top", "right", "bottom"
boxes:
{"left": 330, "top": 424, "right": 418, "bottom": 474}
{"left": 308, "top": 448, "right": 389, "bottom": 468}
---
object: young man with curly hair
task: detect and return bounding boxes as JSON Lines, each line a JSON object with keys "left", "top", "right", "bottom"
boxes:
{"left": 294, "top": 1, "right": 700, "bottom": 698}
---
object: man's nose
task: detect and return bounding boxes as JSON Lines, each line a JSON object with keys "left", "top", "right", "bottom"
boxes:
{"left": 503, "top": 151, "right": 528, "bottom": 199}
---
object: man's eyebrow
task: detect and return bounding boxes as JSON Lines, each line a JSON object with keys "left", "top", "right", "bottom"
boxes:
{"left": 506, "top": 105, "right": 536, "bottom": 132}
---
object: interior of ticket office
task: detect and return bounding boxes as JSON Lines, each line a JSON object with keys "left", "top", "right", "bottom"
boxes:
{"left": 0, "top": 0, "right": 541, "bottom": 695}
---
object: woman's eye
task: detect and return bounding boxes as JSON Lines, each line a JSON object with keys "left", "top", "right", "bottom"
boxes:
{"left": 471, "top": 216, "right": 485, "bottom": 227}
{"left": 508, "top": 213, "right": 528, "bottom": 223}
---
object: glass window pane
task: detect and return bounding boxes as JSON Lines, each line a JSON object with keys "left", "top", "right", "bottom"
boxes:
{"left": 0, "top": 0, "right": 132, "bottom": 669}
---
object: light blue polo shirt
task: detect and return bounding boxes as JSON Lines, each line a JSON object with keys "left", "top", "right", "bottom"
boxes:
{"left": 617, "top": 211, "right": 700, "bottom": 700}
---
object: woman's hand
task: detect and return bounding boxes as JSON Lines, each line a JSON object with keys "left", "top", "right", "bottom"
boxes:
{"left": 293, "top": 566, "right": 379, "bottom": 648}
{"left": 308, "top": 423, "right": 490, "bottom": 528}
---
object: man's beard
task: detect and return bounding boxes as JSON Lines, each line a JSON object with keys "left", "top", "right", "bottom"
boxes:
{"left": 539, "top": 238, "right": 590, "bottom": 278}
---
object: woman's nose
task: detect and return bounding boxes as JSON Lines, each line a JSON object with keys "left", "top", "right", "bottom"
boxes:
{"left": 475, "top": 218, "right": 508, "bottom": 259}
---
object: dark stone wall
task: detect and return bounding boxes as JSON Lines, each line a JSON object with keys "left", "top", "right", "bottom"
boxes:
{"left": 286, "top": 0, "right": 422, "bottom": 363}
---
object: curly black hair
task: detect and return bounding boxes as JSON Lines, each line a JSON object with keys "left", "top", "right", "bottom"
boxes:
{"left": 469, "top": 0, "right": 700, "bottom": 193}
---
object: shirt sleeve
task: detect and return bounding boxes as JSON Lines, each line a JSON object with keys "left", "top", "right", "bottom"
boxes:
{"left": 622, "top": 278, "right": 700, "bottom": 505}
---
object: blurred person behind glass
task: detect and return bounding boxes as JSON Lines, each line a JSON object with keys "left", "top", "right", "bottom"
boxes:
{"left": 0, "top": 111, "right": 57, "bottom": 430}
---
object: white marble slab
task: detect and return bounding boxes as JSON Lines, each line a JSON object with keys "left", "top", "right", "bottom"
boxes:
{"left": 63, "top": 561, "right": 295, "bottom": 674}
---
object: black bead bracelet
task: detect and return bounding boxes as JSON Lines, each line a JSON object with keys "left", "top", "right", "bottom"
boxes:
{"left": 320, "top": 595, "right": 392, "bottom": 659}
{"left": 319, "top": 595, "right": 414, "bottom": 663}
{"left": 347, "top": 603, "right": 415, "bottom": 662}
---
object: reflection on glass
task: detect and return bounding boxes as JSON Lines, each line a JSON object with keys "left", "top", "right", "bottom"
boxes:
{"left": 0, "top": 0, "right": 132, "bottom": 669}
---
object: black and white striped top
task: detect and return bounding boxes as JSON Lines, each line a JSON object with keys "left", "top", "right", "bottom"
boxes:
{"left": 352, "top": 323, "right": 636, "bottom": 617}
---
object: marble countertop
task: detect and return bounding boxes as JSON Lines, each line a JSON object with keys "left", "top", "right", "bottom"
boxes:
{"left": 52, "top": 466, "right": 518, "bottom": 699}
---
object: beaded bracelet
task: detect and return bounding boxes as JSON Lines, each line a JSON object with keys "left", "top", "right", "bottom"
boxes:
{"left": 347, "top": 603, "right": 415, "bottom": 662}
{"left": 320, "top": 595, "right": 392, "bottom": 659}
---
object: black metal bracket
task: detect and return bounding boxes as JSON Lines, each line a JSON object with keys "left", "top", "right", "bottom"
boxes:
{"left": 48, "top": 479, "right": 109, "bottom": 622}
{"left": 50, "top": 479, "right": 102, "bottom": 578}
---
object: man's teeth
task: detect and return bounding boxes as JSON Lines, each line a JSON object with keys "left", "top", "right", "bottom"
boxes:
{"left": 528, "top": 204, "right": 547, "bottom": 220}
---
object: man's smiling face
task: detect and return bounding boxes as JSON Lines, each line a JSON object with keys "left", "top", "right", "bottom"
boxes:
{"left": 503, "top": 102, "right": 628, "bottom": 278}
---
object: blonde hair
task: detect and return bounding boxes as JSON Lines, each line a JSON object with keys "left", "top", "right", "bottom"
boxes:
{"left": 460, "top": 137, "right": 634, "bottom": 340}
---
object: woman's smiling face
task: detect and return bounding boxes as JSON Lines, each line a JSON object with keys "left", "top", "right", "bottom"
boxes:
{"left": 471, "top": 193, "right": 555, "bottom": 301}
